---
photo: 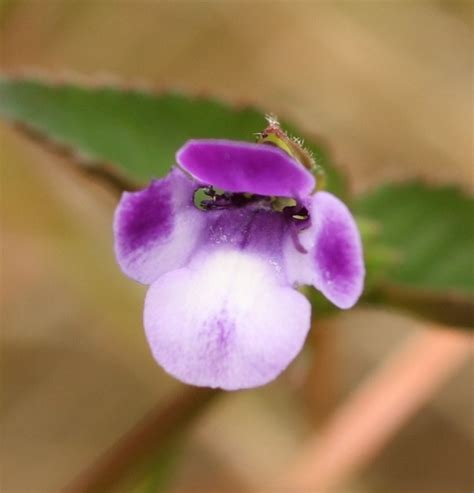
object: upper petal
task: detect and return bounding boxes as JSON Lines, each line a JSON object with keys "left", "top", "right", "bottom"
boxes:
{"left": 144, "top": 249, "right": 311, "bottom": 390}
{"left": 113, "top": 167, "right": 205, "bottom": 284}
{"left": 176, "top": 139, "right": 315, "bottom": 198}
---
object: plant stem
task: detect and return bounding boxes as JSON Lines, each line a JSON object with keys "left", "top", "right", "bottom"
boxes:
{"left": 63, "top": 387, "right": 218, "bottom": 493}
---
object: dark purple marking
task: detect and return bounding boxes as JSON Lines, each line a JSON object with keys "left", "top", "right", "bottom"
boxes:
{"left": 118, "top": 179, "right": 174, "bottom": 254}
{"left": 314, "top": 214, "right": 360, "bottom": 294}
{"left": 199, "top": 314, "right": 236, "bottom": 376}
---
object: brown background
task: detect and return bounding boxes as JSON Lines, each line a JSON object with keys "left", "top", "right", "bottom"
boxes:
{"left": 1, "top": 1, "right": 472, "bottom": 492}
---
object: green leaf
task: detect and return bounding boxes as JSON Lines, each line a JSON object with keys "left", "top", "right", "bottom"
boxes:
{"left": 0, "top": 76, "right": 345, "bottom": 195}
{"left": 356, "top": 182, "right": 474, "bottom": 327}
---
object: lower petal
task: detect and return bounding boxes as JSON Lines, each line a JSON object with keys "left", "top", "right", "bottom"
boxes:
{"left": 144, "top": 249, "right": 311, "bottom": 390}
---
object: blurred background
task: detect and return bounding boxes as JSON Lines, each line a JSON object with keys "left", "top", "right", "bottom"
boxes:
{"left": 1, "top": 1, "right": 472, "bottom": 492}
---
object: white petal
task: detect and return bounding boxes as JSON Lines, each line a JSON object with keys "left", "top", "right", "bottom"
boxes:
{"left": 144, "top": 249, "right": 311, "bottom": 390}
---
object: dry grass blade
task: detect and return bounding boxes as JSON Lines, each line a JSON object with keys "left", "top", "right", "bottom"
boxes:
{"left": 279, "top": 326, "right": 472, "bottom": 492}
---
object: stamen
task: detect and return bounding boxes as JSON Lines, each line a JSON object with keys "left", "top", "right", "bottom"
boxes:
{"left": 283, "top": 204, "right": 309, "bottom": 224}
{"left": 289, "top": 222, "right": 308, "bottom": 254}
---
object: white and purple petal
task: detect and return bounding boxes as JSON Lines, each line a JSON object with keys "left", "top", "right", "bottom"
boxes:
{"left": 204, "top": 207, "right": 290, "bottom": 277}
{"left": 113, "top": 168, "right": 204, "bottom": 284}
{"left": 177, "top": 139, "right": 315, "bottom": 198}
{"left": 144, "top": 249, "right": 311, "bottom": 390}
{"left": 286, "top": 191, "right": 364, "bottom": 308}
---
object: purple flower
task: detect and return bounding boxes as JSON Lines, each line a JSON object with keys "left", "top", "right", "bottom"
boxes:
{"left": 114, "top": 138, "right": 364, "bottom": 390}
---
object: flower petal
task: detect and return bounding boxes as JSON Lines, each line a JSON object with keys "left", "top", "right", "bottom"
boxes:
{"left": 113, "top": 168, "right": 204, "bottom": 284}
{"left": 301, "top": 191, "right": 364, "bottom": 308}
{"left": 144, "top": 249, "right": 311, "bottom": 390}
{"left": 176, "top": 139, "right": 315, "bottom": 198}
{"left": 204, "top": 207, "right": 289, "bottom": 276}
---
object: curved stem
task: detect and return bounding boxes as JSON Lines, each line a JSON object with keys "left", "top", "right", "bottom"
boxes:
{"left": 63, "top": 387, "right": 218, "bottom": 493}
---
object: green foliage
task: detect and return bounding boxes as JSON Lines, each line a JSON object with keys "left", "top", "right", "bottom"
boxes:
{"left": 127, "top": 441, "right": 184, "bottom": 493}
{"left": 356, "top": 182, "right": 474, "bottom": 327}
{"left": 356, "top": 182, "right": 473, "bottom": 293}
{"left": 0, "top": 77, "right": 344, "bottom": 195}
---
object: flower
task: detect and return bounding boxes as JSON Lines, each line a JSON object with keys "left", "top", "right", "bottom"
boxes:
{"left": 114, "top": 135, "right": 364, "bottom": 390}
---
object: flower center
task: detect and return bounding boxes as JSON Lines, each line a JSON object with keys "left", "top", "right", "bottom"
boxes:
{"left": 194, "top": 186, "right": 264, "bottom": 211}
{"left": 193, "top": 186, "right": 310, "bottom": 229}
